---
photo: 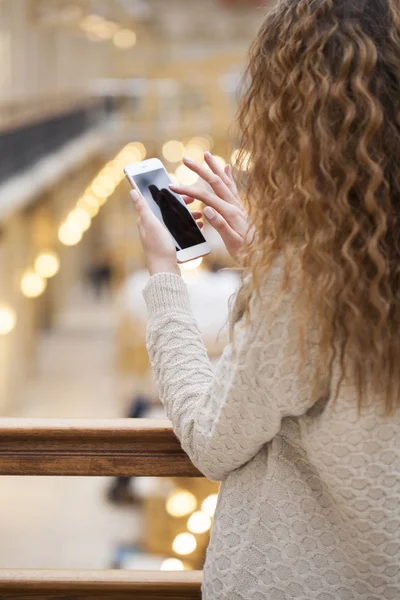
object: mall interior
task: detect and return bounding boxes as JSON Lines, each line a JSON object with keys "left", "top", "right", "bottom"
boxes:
{"left": 0, "top": 0, "right": 272, "bottom": 588}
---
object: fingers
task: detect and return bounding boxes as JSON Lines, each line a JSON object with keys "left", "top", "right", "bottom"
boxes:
{"left": 203, "top": 206, "right": 243, "bottom": 256}
{"left": 182, "top": 155, "right": 238, "bottom": 207}
{"left": 224, "top": 164, "right": 240, "bottom": 199}
{"left": 130, "top": 189, "right": 152, "bottom": 220}
{"left": 203, "top": 153, "right": 241, "bottom": 205}
{"left": 225, "top": 163, "right": 233, "bottom": 181}
{"left": 170, "top": 184, "right": 233, "bottom": 219}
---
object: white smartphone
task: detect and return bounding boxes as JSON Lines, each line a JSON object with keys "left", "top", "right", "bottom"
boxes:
{"left": 124, "top": 158, "right": 210, "bottom": 263}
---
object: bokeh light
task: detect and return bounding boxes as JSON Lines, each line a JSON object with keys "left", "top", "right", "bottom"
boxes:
{"left": 114, "top": 29, "right": 137, "bottom": 49}
{"left": 201, "top": 494, "right": 218, "bottom": 518}
{"left": 20, "top": 271, "right": 47, "bottom": 298}
{"left": 176, "top": 164, "right": 199, "bottom": 185}
{"left": 130, "top": 142, "right": 147, "bottom": 160}
{"left": 67, "top": 209, "right": 91, "bottom": 232}
{"left": 79, "top": 14, "right": 103, "bottom": 32}
{"left": 58, "top": 223, "right": 83, "bottom": 246}
{"left": 184, "top": 144, "right": 205, "bottom": 163}
{"left": 34, "top": 251, "right": 60, "bottom": 279}
{"left": 187, "top": 511, "right": 211, "bottom": 534}
{"left": 76, "top": 195, "right": 99, "bottom": 217}
{"left": 163, "top": 140, "right": 185, "bottom": 163}
{"left": 188, "top": 136, "right": 213, "bottom": 152}
{"left": 168, "top": 172, "right": 179, "bottom": 184}
{"left": 166, "top": 489, "right": 197, "bottom": 518}
{"left": 0, "top": 305, "right": 16, "bottom": 335}
{"left": 180, "top": 257, "right": 203, "bottom": 272}
{"left": 172, "top": 533, "right": 197, "bottom": 556}
{"left": 160, "top": 558, "right": 185, "bottom": 571}
{"left": 120, "top": 143, "right": 145, "bottom": 164}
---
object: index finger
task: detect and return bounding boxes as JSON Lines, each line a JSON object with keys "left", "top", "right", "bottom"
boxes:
{"left": 182, "top": 155, "right": 239, "bottom": 207}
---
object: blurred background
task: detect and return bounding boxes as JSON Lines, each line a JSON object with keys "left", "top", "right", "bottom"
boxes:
{"left": 0, "top": 0, "right": 272, "bottom": 574}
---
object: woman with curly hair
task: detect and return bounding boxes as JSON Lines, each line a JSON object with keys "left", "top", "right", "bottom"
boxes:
{"left": 130, "top": 1, "right": 400, "bottom": 597}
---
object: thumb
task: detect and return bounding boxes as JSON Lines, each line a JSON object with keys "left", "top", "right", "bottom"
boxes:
{"left": 130, "top": 189, "right": 152, "bottom": 219}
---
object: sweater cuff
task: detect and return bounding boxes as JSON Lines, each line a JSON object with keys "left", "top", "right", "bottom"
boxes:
{"left": 143, "top": 273, "right": 191, "bottom": 318}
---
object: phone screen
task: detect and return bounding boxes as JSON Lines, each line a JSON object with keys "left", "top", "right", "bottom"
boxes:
{"left": 132, "top": 168, "right": 206, "bottom": 250}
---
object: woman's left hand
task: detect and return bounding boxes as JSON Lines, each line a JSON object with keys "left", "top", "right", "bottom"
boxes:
{"left": 130, "top": 189, "right": 181, "bottom": 277}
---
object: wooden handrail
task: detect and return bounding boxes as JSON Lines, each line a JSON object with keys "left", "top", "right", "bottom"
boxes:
{"left": 0, "top": 569, "right": 202, "bottom": 599}
{"left": 0, "top": 419, "right": 201, "bottom": 477}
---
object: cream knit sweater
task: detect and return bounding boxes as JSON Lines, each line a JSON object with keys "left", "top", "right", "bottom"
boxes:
{"left": 143, "top": 267, "right": 400, "bottom": 600}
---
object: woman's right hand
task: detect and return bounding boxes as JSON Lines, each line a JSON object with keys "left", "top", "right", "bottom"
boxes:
{"left": 169, "top": 152, "right": 250, "bottom": 260}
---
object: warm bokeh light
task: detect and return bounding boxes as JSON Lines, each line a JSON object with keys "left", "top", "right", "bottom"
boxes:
{"left": 166, "top": 489, "right": 197, "bottom": 518}
{"left": 187, "top": 136, "right": 212, "bottom": 152}
{"left": 113, "top": 29, "right": 137, "bottom": 49}
{"left": 201, "top": 494, "right": 218, "bottom": 518}
{"left": 91, "top": 182, "right": 110, "bottom": 200}
{"left": 34, "top": 251, "right": 60, "bottom": 279}
{"left": 160, "top": 558, "right": 185, "bottom": 571}
{"left": 163, "top": 140, "right": 185, "bottom": 163}
{"left": 20, "top": 271, "right": 47, "bottom": 298}
{"left": 91, "top": 174, "right": 115, "bottom": 198}
{"left": 100, "top": 165, "right": 123, "bottom": 185}
{"left": 172, "top": 533, "right": 197, "bottom": 556}
{"left": 58, "top": 223, "right": 83, "bottom": 246}
{"left": 129, "top": 142, "right": 147, "bottom": 160}
{"left": 121, "top": 144, "right": 145, "bottom": 164}
{"left": 67, "top": 209, "right": 91, "bottom": 232}
{"left": 184, "top": 144, "right": 205, "bottom": 163}
{"left": 0, "top": 305, "right": 16, "bottom": 335}
{"left": 168, "top": 172, "right": 179, "bottom": 184}
{"left": 83, "top": 18, "right": 118, "bottom": 42}
{"left": 176, "top": 164, "right": 199, "bottom": 185}
{"left": 77, "top": 195, "right": 99, "bottom": 217}
{"left": 187, "top": 511, "right": 212, "bottom": 534}
{"left": 180, "top": 257, "right": 203, "bottom": 272}
{"left": 79, "top": 14, "right": 103, "bottom": 31}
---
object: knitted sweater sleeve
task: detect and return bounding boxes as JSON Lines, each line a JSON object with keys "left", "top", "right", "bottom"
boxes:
{"left": 143, "top": 271, "right": 317, "bottom": 482}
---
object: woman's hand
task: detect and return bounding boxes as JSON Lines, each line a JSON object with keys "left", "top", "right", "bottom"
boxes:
{"left": 130, "top": 189, "right": 180, "bottom": 277}
{"left": 169, "top": 152, "right": 250, "bottom": 259}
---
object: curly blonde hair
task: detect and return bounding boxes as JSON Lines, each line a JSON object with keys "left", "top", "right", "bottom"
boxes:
{"left": 237, "top": 0, "right": 400, "bottom": 414}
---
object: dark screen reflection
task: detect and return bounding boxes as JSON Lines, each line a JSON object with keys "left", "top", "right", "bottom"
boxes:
{"left": 149, "top": 185, "right": 205, "bottom": 249}
{"left": 133, "top": 169, "right": 206, "bottom": 250}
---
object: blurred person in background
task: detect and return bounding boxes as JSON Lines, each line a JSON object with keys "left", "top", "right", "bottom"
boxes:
{"left": 130, "top": 1, "right": 400, "bottom": 598}
{"left": 86, "top": 248, "right": 114, "bottom": 300}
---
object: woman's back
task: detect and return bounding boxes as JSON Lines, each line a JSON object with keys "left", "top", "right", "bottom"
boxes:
{"left": 144, "top": 265, "right": 399, "bottom": 599}
{"left": 132, "top": 0, "right": 400, "bottom": 597}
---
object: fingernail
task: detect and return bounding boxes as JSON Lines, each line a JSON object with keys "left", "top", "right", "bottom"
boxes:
{"left": 205, "top": 151, "right": 212, "bottom": 159}
{"left": 130, "top": 190, "right": 139, "bottom": 201}
{"left": 204, "top": 207, "right": 215, "bottom": 220}
{"left": 183, "top": 155, "right": 193, "bottom": 163}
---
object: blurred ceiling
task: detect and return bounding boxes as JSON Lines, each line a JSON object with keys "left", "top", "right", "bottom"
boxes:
{"left": 30, "top": 0, "right": 274, "bottom": 44}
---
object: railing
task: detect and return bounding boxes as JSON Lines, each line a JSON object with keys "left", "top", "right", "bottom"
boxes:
{"left": 0, "top": 570, "right": 203, "bottom": 599}
{"left": 0, "top": 97, "right": 113, "bottom": 185}
{"left": 0, "top": 419, "right": 203, "bottom": 599}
